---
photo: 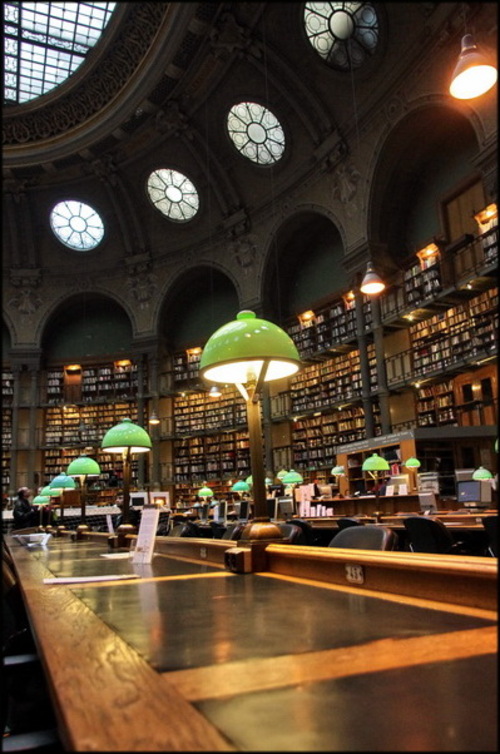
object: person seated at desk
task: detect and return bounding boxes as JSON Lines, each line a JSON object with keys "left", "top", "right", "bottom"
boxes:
{"left": 114, "top": 493, "right": 141, "bottom": 529}
{"left": 12, "top": 487, "right": 38, "bottom": 529}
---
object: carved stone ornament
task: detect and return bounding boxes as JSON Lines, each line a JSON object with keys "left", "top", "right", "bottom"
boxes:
{"left": 155, "top": 102, "right": 189, "bottom": 137}
{"left": 8, "top": 270, "right": 43, "bottom": 315}
{"left": 210, "top": 12, "right": 252, "bottom": 58}
{"left": 126, "top": 267, "right": 158, "bottom": 310}
{"left": 230, "top": 236, "right": 258, "bottom": 269}
{"left": 332, "top": 162, "right": 361, "bottom": 204}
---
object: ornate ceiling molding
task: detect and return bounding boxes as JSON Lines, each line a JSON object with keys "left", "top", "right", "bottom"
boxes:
{"left": 3, "top": 2, "right": 211, "bottom": 171}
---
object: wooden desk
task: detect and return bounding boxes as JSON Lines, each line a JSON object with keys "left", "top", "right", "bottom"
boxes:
{"left": 6, "top": 534, "right": 497, "bottom": 752}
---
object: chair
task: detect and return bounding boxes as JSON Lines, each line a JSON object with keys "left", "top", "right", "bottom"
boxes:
{"left": 403, "top": 516, "right": 469, "bottom": 554}
{"left": 221, "top": 522, "right": 246, "bottom": 541}
{"left": 328, "top": 524, "right": 398, "bottom": 550}
{"left": 482, "top": 516, "right": 498, "bottom": 557}
{"left": 209, "top": 521, "right": 227, "bottom": 539}
{"left": 285, "top": 518, "right": 318, "bottom": 546}
{"left": 337, "top": 517, "right": 363, "bottom": 531}
{"left": 276, "top": 523, "right": 307, "bottom": 545}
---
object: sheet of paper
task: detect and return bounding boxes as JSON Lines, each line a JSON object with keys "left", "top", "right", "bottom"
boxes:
{"left": 43, "top": 574, "right": 140, "bottom": 585}
{"left": 132, "top": 505, "right": 160, "bottom": 564}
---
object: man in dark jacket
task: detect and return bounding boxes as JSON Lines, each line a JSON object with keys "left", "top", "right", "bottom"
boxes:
{"left": 12, "top": 487, "right": 37, "bottom": 529}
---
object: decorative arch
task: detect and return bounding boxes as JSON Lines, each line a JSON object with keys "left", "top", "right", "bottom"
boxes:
{"left": 367, "top": 98, "right": 483, "bottom": 261}
{"left": 157, "top": 264, "right": 239, "bottom": 350}
{"left": 261, "top": 205, "right": 348, "bottom": 324}
{"left": 40, "top": 292, "right": 134, "bottom": 363}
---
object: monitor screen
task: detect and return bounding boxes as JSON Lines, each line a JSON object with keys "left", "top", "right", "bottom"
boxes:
{"left": 238, "top": 500, "right": 250, "bottom": 521}
{"left": 212, "top": 501, "right": 227, "bottom": 522}
{"left": 457, "top": 479, "right": 492, "bottom": 505}
{"left": 418, "top": 491, "right": 437, "bottom": 513}
{"left": 266, "top": 498, "right": 278, "bottom": 519}
{"left": 389, "top": 474, "right": 410, "bottom": 488}
{"left": 269, "top": 484, "right": 285, "bottom": 497}
{"left": 455, "top": 469, "right": 475, "bottom": 483}
{"left": 317, "top": 484, "right": 333, "bottom": 498}
{"left": 276, "top": 497, "right": 295, "bottom": 519}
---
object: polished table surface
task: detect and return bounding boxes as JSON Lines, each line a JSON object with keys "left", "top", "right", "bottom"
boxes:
{"left": 6, "top": 533, "right": 497, "bottom": 752}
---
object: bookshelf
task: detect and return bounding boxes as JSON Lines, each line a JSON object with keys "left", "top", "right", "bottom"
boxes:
{"left": 42, "top": 402, "right": 140, "bottom": 485}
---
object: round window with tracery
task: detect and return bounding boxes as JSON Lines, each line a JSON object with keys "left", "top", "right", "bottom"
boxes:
{"left": 50, "top": 200, "right": 104, "bottom": 250}
{"left": 304, "top": 2, "right": 379, "bottom": 71}
{"left": 146, "top": 168, "right": 199, "bottom": 222}
{"left": 227, "top": 102, "right": 285, "bottom": 165}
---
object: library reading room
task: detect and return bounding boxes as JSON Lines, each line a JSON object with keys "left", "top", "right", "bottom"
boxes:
{"left": 2, "top": 2, "right": 498, "bottom": 752}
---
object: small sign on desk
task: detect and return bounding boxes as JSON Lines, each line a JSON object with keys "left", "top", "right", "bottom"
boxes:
{"left": 131, "top": 505, "right": 160, "bottom": 564}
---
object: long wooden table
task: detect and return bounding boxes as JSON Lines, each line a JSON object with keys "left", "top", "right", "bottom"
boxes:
{"left": 6, "top": 531, "right": 497, "bottom": 751}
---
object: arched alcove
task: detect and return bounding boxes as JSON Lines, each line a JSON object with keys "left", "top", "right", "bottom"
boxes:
{"left": 369, "top": 104, "right": 480, "bottom": 262}
{"left": 41, "top": 294, "right": 133, "bottom": 362}
{"left": 160, "top": 266, "right": 239, "bottom": 350}
{"left": 263, "top": 211, "right": 347, "bottom": 324}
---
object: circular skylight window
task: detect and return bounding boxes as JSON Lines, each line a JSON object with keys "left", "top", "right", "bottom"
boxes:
{"left": 50, "top": 200, "right": 104, "bottom": 250}
{"left": 227, "top": 102, "right": 285, "bottom": 165}
{"left": 147, "top": 168, "right": 199, "bottom": 222}
{"left": 304, "top": 2, "right": 379, "bottom": 70}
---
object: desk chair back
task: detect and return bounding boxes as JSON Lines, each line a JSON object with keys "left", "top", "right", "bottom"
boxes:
{"left": 337, "top": 517, "right": 363, "bottom": 530}
{"left": 277, "top": 523, "right": 307, "bottom": 544}
{"left": 221, "top": 522, "right": 246, "bottom": 540}
{"left": 481, "top": 516, "right": 498, "bottom": 557}
{"left": 403, "top": 516, "right": 461, "bottom": 554}
{"left": 285, "top": 518, "right": 316, "bottom": 545}
{"left": 328, "top": 524, "right": 398, "bottom": 550}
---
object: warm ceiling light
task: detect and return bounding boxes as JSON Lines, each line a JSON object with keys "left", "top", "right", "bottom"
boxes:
{"left": 208, "top": 385, "right": 222, "bottom": 398}
{"left": 298, "top": 310, "right": 315, "bottom": 324}
{"left": 65, "top": 364, "right": 81, "bottom": 372}
{"left": 148, "top": 411, "right": 160, "bottom": 425}
{"left": 360, "top": 263, "right": 385, "bottom": 295}
{"left": 449, "top": 34, "right": 497, "bottom": 100}
{"left": 417, "top": 242, "right": 439, "bottom": 260}
{"left": 474, "top": 203, "right": 498, "bottom": 226}
{"left": 115, "top": 359, "right": 131, "bottom": 367}
{"left": 187, "top": 347, "right": 202, "bottom": 356}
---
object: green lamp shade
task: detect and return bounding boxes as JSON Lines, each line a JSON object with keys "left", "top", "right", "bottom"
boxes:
{"left": 32, "top": 495, "right": 51, "bottom": 506}
{"left": 282, "top": 469, "right": 303, "bottom": 485}
{"left": 50, "top": 473, "right": 76, "bottom": 489}
{"left": 276, "top": 469, "right": 288, "bottom": 480}
{"left": 472, "top": 466, "right": 493, "bottom": 480}
{"left": 245, "top": 475, "right": 253, "bottom": 486}
{"left": 40, "top": 485, "right": 62, "bottom": 497}
{"left": 331, "top": 465, "right": 345, "bottom": 476}
{"left": 101, "top": 418, "right": 152, "bottom": 454}
{"left": 67, "top": 456, "right": 101, "bottom": 477}
{"left": 361, "top": 453, "right": 390, "bottom": 472}
{"left": 403, "top": 457, "right": 421, "bottom": 469}
{"left": 199, "top": 310, "right": 301, "bottom": 384}
{"left": 231, "top": 480, "right": 250, "bottom": 493}
{"left": 198, "top": 485, "right": 214, "bottom": 498}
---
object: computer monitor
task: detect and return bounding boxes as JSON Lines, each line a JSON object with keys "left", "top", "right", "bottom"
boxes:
{"left": 238, "top": 499, "right": 250, "bottom": 521}
{"left": 454, "top": 469, "right": 475, "bottom": 483}
{"left": 276, "top": 497, "right": 295, "bottom": 519}
{"left": 456, "top": 479, "right": 492, "bottom": 507}
{"left": 269, "top": 484, "right": 285, "bottom": 497}
{"left": 316, "top": 484, "right": 333, "bottom": 498}
{"left": 388, "top": 473, "right": 410, "bottom": 493}
{"left": 266, "top": 498, "right": 278, "bottom": 519}
{"left": 418, "top": 491, "right": 437, "bottom": 513}
{"left": 212, "top": 501, "right": 227, "bottom": 522}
